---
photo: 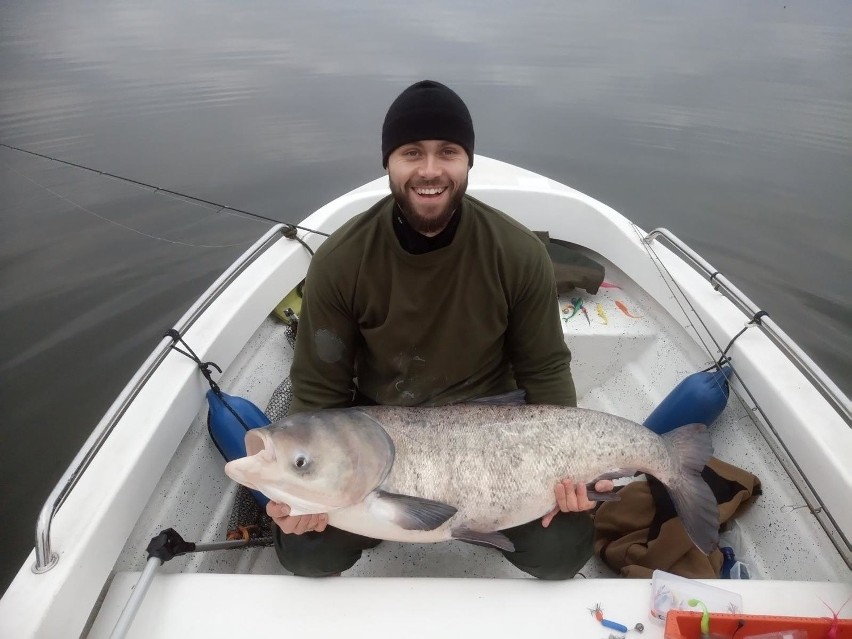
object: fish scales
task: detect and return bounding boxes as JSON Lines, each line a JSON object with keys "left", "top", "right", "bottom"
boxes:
{"left": 359, "top": 404, "right": 675, "bottom": 531}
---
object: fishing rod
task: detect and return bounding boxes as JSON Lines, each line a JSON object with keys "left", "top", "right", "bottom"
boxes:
{"left": 109, "top": 527, "right": 272, "bottom": 639}
{"left": 0, "top": 142, "right": 330, "bottom": 238}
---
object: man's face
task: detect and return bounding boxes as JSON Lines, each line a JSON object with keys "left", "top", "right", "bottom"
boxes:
{"left": 387, "top": 140, "right": 469, "bottom": 237}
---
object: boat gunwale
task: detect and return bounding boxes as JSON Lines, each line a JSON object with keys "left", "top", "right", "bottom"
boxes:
{"left": 644, "top": 228, "right": 850, "bottom": 424}
{"left": 33, "top": 223, "right": 290, "bottom": 573}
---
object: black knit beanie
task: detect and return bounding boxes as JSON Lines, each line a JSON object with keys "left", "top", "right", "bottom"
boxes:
{"left": 381, "top": 80, "right": 475, "bottom": 168}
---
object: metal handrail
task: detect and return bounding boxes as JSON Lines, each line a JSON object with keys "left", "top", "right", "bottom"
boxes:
{"left": 33, "top": 224, "right": 290, "bottom": 572}
{"left": 644, "top": 228, "right": 851, "bottom": 425}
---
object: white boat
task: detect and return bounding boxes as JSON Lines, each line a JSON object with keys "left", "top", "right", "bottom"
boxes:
{"left": 1, "top": 156, "right": 849, "bottom": 638}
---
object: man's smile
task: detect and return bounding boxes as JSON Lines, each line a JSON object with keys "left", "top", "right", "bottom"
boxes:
{"left": 413, "top": 186, "right": 448, "bottom": 198}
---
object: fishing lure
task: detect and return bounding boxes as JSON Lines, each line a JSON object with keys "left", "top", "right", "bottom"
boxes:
{"left": 580, "top": 305, "right": 591, "bottom": 325}
{"left": 688, "top": 598, "right": 710, "bottom": 636}
{"left": 615, "top": 300, "right": 643, "bottom": 319}
{"left": 651, "top": 585, "right": 678, "bottom": 621}
{"left": 596, "top": 303, "right": 608, "bottom": 325}
{"left": 821, "top": 596, "right": 850, "bottom": 639}
{"left": 571, "top": 296, "right": 584, "bottom": 313}
{"left": 562, "top": 298, "right": 583, "bottom": 320}
{"left": 588, "top": 604, "right": 643, "bottom": 634}
{"left": 599, "top": 280, "right": 622, "bottom": 289}
{"left": 589, "top": 603, "right": 604, "bottom": 622}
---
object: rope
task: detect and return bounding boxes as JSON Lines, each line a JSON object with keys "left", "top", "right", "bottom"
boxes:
{"left": 164, "top": 329, "right": 254, "bottom": 433}
{"left": 164, "top": 328, "right": 223, "bottom": 393}
{"left": 283, "top": 223, "right": 314, "bottom": 256}
{"left": 700, "top": 310, "right": 769, "bottom": 372}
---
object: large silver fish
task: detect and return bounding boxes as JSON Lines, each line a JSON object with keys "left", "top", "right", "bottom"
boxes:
{"left": 224, "top": 401, "right": 719, "bottom": 554}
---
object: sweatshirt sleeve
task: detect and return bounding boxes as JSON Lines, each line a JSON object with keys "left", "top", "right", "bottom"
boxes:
{"left": 287, "top": 253, "right": 359, "bottom": 414}
{"left": 505, "top": 240, "right": 577, "bottom": 407}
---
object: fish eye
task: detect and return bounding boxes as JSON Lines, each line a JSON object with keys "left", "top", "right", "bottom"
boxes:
{"left": 294, "top": 455, "right": 308, "bottom": 469}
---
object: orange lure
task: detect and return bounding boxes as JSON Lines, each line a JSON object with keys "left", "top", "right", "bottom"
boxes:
{"left": 615, "top": 300, "right": 643, "bottom": 318}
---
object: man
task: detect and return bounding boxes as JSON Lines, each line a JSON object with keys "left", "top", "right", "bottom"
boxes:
{"left": 267, "top": 80, "right": 612, "bottom": 579}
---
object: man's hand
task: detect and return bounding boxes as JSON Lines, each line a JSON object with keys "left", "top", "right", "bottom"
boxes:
{"left": 267, "top": 500, "right": 329, "bottom": 535}
{"left": 541, "top": 478, "right": 614, "bottom": 528}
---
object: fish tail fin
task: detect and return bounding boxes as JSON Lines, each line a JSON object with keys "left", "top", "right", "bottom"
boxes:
{"left": 660, "top": 423, "right": 719, "bottom": 554}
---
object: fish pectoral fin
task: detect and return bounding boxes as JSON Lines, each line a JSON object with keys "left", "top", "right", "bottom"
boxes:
{"left": 451, "top": 527, "right": 515, "bottom": 552}
{"left": 371, "top": 490, "right": 457, "bottom": 531}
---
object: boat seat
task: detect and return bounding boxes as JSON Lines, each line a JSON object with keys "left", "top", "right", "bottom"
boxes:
{"left": 557, "top": 288, "right": 670, "bottom": 418}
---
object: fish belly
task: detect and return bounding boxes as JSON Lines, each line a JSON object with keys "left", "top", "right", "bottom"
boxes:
{"left": 327, "top": 503, "right": 453, "bottom": 544}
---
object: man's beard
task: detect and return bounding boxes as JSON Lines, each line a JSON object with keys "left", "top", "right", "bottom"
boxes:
{"left": 390, "top": 175, "right": 468, "bottom": 236}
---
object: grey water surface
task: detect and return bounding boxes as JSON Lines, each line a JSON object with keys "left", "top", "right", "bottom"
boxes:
{"left": 1, "top": 1, "right": 850, "bottom": 593}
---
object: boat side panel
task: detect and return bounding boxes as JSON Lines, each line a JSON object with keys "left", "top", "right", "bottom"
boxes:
{"left": 87, "top": 573, "right": 852, "bottom": 638}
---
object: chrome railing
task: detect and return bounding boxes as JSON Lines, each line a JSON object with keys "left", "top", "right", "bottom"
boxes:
{"left": 33, "top": 224, "right": 290, "bottom": 572}
{"left": 644, "top": 228, "right": 851, "bottom": 425}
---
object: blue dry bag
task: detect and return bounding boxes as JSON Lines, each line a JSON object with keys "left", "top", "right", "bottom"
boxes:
{"left": 206, "top": 389, "right": 271, "bottom": 506}
{"left": 643, "top": 366, "right": 733, "bottom": 434}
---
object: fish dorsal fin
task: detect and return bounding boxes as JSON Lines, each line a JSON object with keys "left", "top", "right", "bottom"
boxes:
{"left": 467, "top": 389, "right": 527, "bottom": 405}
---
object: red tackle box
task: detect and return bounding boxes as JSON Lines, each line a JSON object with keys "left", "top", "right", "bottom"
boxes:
{"left": 664, "top": 610, "right": 852, "bottom": 638}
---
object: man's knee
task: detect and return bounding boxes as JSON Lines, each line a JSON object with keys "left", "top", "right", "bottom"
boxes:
{"left": 273, "top": 526, "right": 380, "bottom": 577}
{"left": 500, "top": 512, "right": 595, "bottom": 580}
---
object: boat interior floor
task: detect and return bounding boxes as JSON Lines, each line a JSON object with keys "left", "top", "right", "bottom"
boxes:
{"left": 111, "top": 257, "right": 848, "bottom": 583}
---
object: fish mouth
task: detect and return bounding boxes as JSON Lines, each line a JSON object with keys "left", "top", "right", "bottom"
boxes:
{"left": 245, "top": 430, "right": 268, "bottom": 457}
{"left": 223, "top": 459, "right": 257, "bottom": 490}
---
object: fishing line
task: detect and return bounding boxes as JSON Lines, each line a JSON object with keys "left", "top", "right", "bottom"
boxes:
{"left": 627, "top": 222, "right": 725, "bottom": 369}
{"left": 630, "top": 220, "right": 766, "bottom": 381}
{"left": 633, "top": 225, "right": 773, "bottom": 375}
{"left": 626, "top": 221, "right": 740, "bottom": 405}
{"left": 629, "top": 221, "right": 833, "bottom": 534}
{"left": 0, "top": 142, "right": 331, "bottom": 240}
{"left": 5, "top": 162, "right": 251, "bottom": 249}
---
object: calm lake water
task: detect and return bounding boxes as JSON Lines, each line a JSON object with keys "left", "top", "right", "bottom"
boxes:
{"left": 1, "top": 1, "right": 850, "bottom": 593}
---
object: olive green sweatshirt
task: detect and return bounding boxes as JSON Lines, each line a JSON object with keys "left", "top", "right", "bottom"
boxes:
{"left": 288, "top": 194, "right": 576, "bottom": 413}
